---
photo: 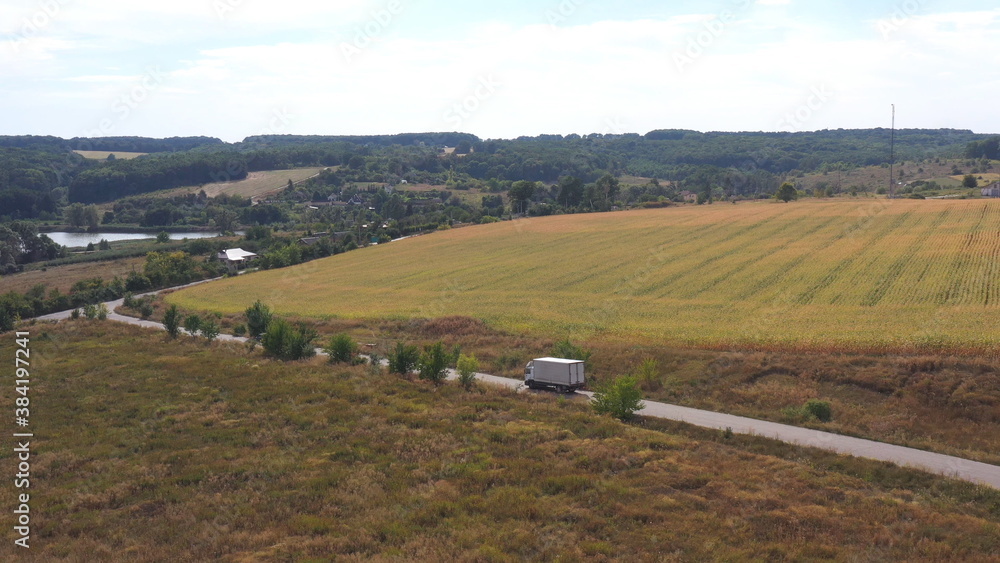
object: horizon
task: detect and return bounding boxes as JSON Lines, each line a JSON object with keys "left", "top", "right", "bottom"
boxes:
{"left": 2, "top": 1, "right": 999, "bottom": 142}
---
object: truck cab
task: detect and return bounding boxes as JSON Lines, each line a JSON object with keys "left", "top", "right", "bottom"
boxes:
{"left": 525, "top": 357, "right": 586, "bottom": 393}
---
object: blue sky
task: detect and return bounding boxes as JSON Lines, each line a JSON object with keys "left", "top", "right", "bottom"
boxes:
{"left": 1, "top": 0, "right": 998, "bottom": 142}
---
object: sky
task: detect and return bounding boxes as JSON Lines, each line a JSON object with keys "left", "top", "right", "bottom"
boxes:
{"left": 1, "top": 0, "right": 998, "bottom": 142}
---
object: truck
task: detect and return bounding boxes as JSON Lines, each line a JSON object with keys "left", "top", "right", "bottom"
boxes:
{"left": 524, "top": 357, "right": 585, "bottom": 393}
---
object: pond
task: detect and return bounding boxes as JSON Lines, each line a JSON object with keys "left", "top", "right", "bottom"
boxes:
{"left": 45, "top": 231, "right": 228, "bottom": 247}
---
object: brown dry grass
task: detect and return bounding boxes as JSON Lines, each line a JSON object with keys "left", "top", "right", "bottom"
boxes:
{"left": 2, "top": 321, "right": 998, "bottom": 561}
{"left": 0, "top": 257, "right": 146, "bottom": 295}
{"left": 153, "top": 168, "right": 327, "bottom": 200}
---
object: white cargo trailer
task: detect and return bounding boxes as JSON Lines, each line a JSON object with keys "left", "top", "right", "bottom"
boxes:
{"left": 524, "top": 357, "right": 585, "bottom": 393}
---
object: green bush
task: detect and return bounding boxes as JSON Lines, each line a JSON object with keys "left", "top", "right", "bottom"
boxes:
{"left": 183, "top": 314, "right": 201, "bottom": 336}
{"left": 592, "top": 375, "right": 644, "bottom": 422}
{"left": 803, "top": 399, "right": 833, "bottom": 422}
{"left": 83, "top": 303, "right": 98, "bottom": 320}
{"left": 163, "top": 305, "right": 180, "bottom": 339}
{"left": 635, "top": 358, "right": 661, "bottom": 390}
{"left": 456, "top": 354, "right": 479, "bottom": 390}
{"left": 232, "top": 323, "right": 247, "bottom": 337}
{"left": 418, "top": 342, "right": 449, "bottom": 384}
{"left": 261, "top": 318, "right": 317, "bottom": 361}
{"left": 388, "top": 342, "right": 420, "bottom": 375}
{"left": 325, "top": 333, "right": 358, "bottom": 364}
{"left": 245, "top": 300, "right": 272, "bottom": 339}
{"left": 96, "top": 303, "right": 108, "bottom": 321}
{"left": 551, "top": 339, "right": 591, "bottom": 364}
{"left": 200, "top": 318, "right": 220, "bottom": 342}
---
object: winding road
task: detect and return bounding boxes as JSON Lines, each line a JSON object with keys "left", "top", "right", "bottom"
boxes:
{"left": 33, "top": 282, "right": 1000, "bottom": 490}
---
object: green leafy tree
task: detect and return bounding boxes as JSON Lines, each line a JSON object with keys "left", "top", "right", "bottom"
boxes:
{"left": 200, "top": 317, "right": 220, "bottom": 342}
{"left": 388, "top": 342, "right": 420, "bottom": 375}
{"left": 963, "top": 174, "right": 979, "bottom": 189}
{"left": 261, "top": 318, "right": 317, "bottom": 361}
{"left": 245, "top": 300, "right": 272, "bottom": 339}
{"left": 508, "top": 180, "right": 536, "bottom": 214}
{"left": 163, "top": 304, "right": 180, "bottom": 339}
{"left": 156, "top": 231, "right": 170, "bottom": 244}
{"left": 418, "top": 341, "right": 449, "bottom": 384}
{"left": 456, "top": 353, "right": 479, "bottom": 390}
{"left": 592, "top": 375, "right": 644, "bottom": 422}
{"left": 775, "top": 182, "right": 798, "bottom": 203}
{"left": 635, "top": 358, "right": 661, "bottom": 391}
{"left": 325, "top": 333, "right": 358, "bottom": 364}
{"left": 184, "top": 314, "right": 202, "bottom": 336}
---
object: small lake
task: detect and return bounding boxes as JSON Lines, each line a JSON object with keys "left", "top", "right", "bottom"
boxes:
{"left": 45, "top": 231, "right": 228, "bottom": 247}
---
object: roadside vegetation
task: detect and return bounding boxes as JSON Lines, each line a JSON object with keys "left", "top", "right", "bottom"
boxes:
{"left": 6, "top": 322, "right": 998, "bottom": 561}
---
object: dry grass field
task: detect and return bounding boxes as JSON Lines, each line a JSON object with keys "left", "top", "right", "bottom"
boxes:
{"left": 153, "top": 167, "right": 327, "bottom": 199}
{"left": 72, "top": 150, "right": 147, "bottom": 160}
{"left": 169, "top": 198, "right": 1000, "bottom": 353}
{"left": 2, "top": 322, "right": 997, "bottom": 561}
{"left": 0, "top": 257, "right": 146, "bottom": 295}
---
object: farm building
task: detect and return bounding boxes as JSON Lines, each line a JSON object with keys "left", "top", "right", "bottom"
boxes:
{"left": 681, "top": 190, "right": 698, "bottom": 203}
{"left": 981, "top": 182, "right": 1000, "bottom": 198}
{"left": 217, "top": 248, "right": 257, "bottom": 272}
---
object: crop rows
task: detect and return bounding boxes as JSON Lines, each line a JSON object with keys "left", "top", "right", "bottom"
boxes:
{"left": 170, "top": 199, "right": 1000, "bottom": 350}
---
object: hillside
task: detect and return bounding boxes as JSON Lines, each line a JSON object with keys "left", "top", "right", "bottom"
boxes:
{"left": 170, "top": 198, "right": 1000, "bottom": 351}
{"left": 4, "top": 322, "right": 997, "bottom": 560}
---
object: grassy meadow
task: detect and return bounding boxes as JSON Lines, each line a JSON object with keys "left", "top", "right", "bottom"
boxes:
{"left": 170, "top": 198, "right": 1000, "bottom": 352}
{"left": 72, "top": 150, "right": 147, "bottom": 160}
{"left": 2, "top": 322, "right": 998, "bottom": 561}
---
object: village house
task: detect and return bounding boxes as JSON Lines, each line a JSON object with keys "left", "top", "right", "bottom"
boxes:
{"left": 217, "top": 248, "right": 257, "bottom": 273}
{"left": 680, "top": 190, "right": 698, "bottom": 203}
{"left": 981, "top": 182, "right": 1000, "bottom": 198}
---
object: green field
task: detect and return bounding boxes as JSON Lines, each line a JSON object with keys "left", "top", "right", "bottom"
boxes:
{"left": 169, "top": 198, "right": 1000, "bottom": 351}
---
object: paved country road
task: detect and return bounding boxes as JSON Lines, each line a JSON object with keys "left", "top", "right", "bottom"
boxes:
{"left": 32, "top": 285, "right": 1000, "bottom": 491}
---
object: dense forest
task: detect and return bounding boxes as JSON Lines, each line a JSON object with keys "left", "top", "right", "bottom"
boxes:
{"left": 0, "top": 129, "right": 995, "bottom": 213}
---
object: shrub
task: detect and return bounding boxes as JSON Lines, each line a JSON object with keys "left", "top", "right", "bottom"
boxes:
{"left": 232, "top": 323, "right": 247, "bottom": 337}
{"left": 325, "top": 333, "right": 358, "bottom": 364}
{"left": 163, "top": 305, "right": 180, "bottom": 338}
{"left": 245, "top": 300, "right": 272, "bottom": 339}
{"left": 156, "top": 231, "right": 170, "bottom": 243}
{"left": 592, "top": 375, "right": 644, "bottom": 422}
{"left": 139, "top": 301, "right": 154, "bottom": 320}
{"left": 184, "top": 314, "right": 202, "bottom": 336}
{"left": 261, "top": 318, "right": 317, "bottom": 361}
{"left": 388, "top": 342, "right": 420, "bottom": 375}
{"left": 418, "top": 342, "right": 449, "bottom": 385}
{"left": 551, "top": 339, "right": 591, "bottom": 364}
{"left": 456, "top": 353, "right": 479, "bottom": 390}
{"left": 200, "top": 318, "right": 220, "bottom": 342}
{"left": 636, "top": 358, "right": 661, "bottom": 390}
{"left": 804, "top": 399, "right": 833, "bottom": 422}
{"left": 96, "top": 303, "right": 108, "bottom": 321}
{"left": 70, "top": 308, "right": 80, "bottom": 320}
{"left": 83, "top": 303, "right": 98, "bottom": 320}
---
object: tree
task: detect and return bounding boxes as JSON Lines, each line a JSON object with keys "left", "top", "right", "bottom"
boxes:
{"left": 635, "top": 358, "right": 661, "bottom": 391}
{"left": 963, "top": 174, "right": 979, "bottom": 189}
{"left": 156, "top": 231, "right": 170, "bottom": 244}
{"left": 803, "top": 399, "right": 832, "bottom": 422}
{"left": 261, "top": 318, "right": 317, "bottom": 361}
{"left": 183, "top": 314, "right": 201, "bottom": 336}
{"left": 163, "top": 304, "right": 180, "bottom": 338}
{"left": 508, "top": 180, "right": 536, "bottom": 214}
{"left": 418, "top": 341, "right": 449, "bottom": 384}
{"left": 200, "top": 317, "right": 220, "bottom": 342}
{"left": 557, "top": 176, "right": 585, "bottom": 207}
{"left": 245, "top": 300, "right": 272, "bottom": 339}
{"left": 325, "top": 333, "right": 358, "bottom": 364}
{"left": 595, "top": 173, "right": 620, "bottom": 208}
{"left": 388, "top": 342, "right": 420, "bottom": 375}
{"left": 456, "top": 353, "right": 479, "bottom": 390}
{"left": 592, "top": 375, "right": 644, "bottom": 422}
{"left": 775, "top": 182, "right": 798, "bottom": 203}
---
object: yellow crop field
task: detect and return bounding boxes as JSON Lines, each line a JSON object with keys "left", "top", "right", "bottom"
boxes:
{"left": 169, "top": 198, "right": 1000, "bottom": 351}
{"left": 154, "top": 167, "right": 328, "bottom": 199}
{"left": 73, "top": 150, "right": 147, "bottom": 160}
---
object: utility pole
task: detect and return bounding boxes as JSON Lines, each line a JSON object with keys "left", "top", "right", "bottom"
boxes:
{"left": 889, "top": 104, "right": 896, "bottom": 199}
